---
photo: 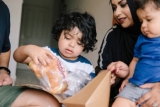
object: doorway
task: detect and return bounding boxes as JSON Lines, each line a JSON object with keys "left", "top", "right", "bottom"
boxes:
{"left": 15, "top": 0, "right": 65, "bottom": 85}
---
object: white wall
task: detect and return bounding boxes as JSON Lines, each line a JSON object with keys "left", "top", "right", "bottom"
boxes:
{"left": 3, "top": 0, "right": 23, "bottom": 83}
{"left": 65, "top": 0, "right": 113, "bottom": 67}
{"left": 23, "top": 0, "right": 62, "bottom": 48}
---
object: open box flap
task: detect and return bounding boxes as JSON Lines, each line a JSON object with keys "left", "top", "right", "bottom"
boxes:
{"left": 62, "top": 71, "right": 111, "bottom": 107}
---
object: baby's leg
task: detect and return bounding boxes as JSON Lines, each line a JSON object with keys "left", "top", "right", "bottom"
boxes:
{"left": 112, "top": 97, "right": 136, "bottom": 107}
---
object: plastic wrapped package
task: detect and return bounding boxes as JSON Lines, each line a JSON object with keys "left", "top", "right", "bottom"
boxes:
{"left": 29, "top": 60, "right": 93, "bottom": 97}
{"left": 63, "top": 70, "right": 93, "bottom": 98}
{"left": 28, "top": 47, "right": 93, "bottom": 98}
{"left": 29, "top": 56, "right": 68, "bottom": 94}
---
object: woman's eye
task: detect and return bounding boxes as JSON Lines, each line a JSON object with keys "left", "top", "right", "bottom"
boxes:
{"left": 139, "top": 19, "right": 142, "bottom": 23}
{"left": 112, "top": 5, "right": 116, "bottom": 11}
{"left": 147, "top": 19, "right": 151, "bottom": 22}
{"left": 121, "top": 3, "right": 127, "bottom": 8}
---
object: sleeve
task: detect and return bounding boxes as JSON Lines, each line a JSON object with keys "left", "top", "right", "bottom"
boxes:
{"left": 0, "top": 1, "right": 11, "bottom": 53}
{"left": 84, "top": 59, "right": 95, "bottom": 77}
{"left": 87, "top": 63, "right": 95, "bottom": 78}
{"left": 95, "top": 27, "right": 113, "bottom": 75}
{"left": 79, "top": 56, "right": 95, "bottom": 78}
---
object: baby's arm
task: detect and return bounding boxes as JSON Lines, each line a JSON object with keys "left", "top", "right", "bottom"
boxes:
{"left": 127, "top": 57, "right": 138, "bottom": 79}
{"left": 13, "top": 45, "right": 54, "bottom": 65}
{"left": 119, "top": 57, "right": 138, "bottom": 91}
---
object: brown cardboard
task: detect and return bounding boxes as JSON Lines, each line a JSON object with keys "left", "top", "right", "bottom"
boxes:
{"left": 19, "top": 71, "right": 111, "bottom": 107}
{"left": 62, "top": 71, "right": 111, "bottom": 107}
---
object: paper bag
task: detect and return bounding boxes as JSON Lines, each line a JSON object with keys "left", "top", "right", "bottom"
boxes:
{"left": 62, "top": 71, "right": 111, "bottom": 107}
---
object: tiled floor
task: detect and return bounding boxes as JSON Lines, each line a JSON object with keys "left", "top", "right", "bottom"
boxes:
{"left": 15, "top": 69, "right": 40, "bottom": 85}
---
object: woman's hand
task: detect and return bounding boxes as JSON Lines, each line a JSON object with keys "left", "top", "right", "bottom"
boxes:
{"left": 119, "top": 78, "right": 129, "bottom": 92}
{"left": 136, "top": 82, "right": 160, "bottom": 107}
{"left": 111, "top": 72, "right": 116, "bottom": 85}
{"left": 98, "top": 69, "right": 116, "bottom": 85}
{"left": 106, "top": 61, "right": 129, "bottom": 85}
{"left": 98, "top": 61, "right": 129, "bottom": 85}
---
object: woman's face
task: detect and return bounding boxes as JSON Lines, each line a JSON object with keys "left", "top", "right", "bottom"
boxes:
{"left": 111, "top": 0, "right": 134, "bottom": 28}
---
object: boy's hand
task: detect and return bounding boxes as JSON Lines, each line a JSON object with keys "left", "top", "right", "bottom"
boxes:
{"left": 25, "top": 45, "right": 55, "bottom": 65}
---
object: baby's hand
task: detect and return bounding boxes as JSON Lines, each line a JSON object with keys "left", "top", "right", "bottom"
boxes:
{"left": 119, "top": 78, "right": 129, "bottom": 92}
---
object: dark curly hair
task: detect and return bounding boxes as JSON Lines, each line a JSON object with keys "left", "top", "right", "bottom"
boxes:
{"left": 51, "top": 12, "right": 97, "bottom": 53}
{"left": 134, "top": 0, "right": 160, "bottom": 10}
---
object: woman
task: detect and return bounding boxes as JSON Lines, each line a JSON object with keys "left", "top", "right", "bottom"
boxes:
{"left": 95, "top": 0, "right": 160, "bottom": 107}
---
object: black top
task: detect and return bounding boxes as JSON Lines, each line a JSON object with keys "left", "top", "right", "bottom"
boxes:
{"left": 95, "top": 0, "right": 142, "bottom": 105}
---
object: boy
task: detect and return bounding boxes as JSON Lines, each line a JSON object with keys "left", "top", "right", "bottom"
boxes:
{"left": 13, "top": 12, "right": 97, "bottom": 97}
{"left": 112, "top": 0, "right": 160, "bottom": 107}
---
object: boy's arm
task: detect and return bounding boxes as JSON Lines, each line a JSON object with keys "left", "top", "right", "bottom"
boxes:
{"left": 13, "top": 45, "right": 32, "bottom": 64}
{"left": 13, "top": 45, "right": 55, "bottom": 65}
{"left": 127, "top": 57, "right": 138, "bottom": 79}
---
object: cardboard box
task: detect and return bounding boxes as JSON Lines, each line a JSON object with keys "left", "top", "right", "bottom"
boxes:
{"left": 20, "top": 68, "right": 111, "bottom": 107}
{"left": 62, "top": 71, "right": 111, "bottom": 107}
{"left": 24, "top": 49, "right": 111, "bottom": 106}
{"left": 20, "top": 71, "right": 111, "bottom": 107}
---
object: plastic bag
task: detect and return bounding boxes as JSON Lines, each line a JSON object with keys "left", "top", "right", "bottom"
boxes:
{"left": 29, "top": 56, "right": 68, "bottom": 94}
{"left": 63, "top": 69, "right": 93, "bottom": 98}
{"left": 29, "top": 47, "right": 93, "bottom": 97}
